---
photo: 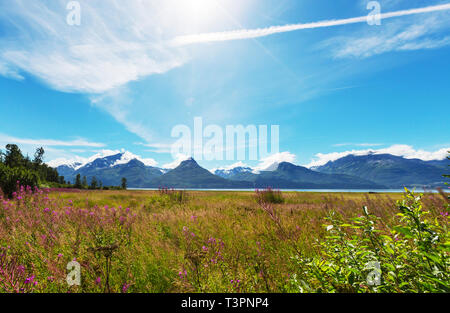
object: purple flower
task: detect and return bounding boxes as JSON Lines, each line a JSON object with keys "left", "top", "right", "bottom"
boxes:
{"left": 95, "top": 277, "right": 101, "bottom": 285}
{"left": 122, "top": 283, "right": 131, "bottom": 293}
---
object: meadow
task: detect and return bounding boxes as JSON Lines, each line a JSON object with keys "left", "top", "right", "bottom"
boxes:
{"left": 0, "top": 186, "right": 448, "bottom": 293}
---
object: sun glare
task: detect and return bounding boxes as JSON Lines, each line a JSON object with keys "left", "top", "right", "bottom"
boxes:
{"left": 184, "top": 0, "right": 215, "bottom": 17}
{"left": 178, "top": 0, "right": 222, "bottom": 25}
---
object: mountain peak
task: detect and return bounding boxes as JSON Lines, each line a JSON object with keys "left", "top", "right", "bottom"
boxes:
{"left": 178, "top": 157, "right": 199, "bottom": 167}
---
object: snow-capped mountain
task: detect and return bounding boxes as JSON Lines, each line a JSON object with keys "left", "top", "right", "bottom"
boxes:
{"left": 49, "top": 150, "right": 158, "bottom": 170}
{"left": 214, "top": 166, "right": 254, "bottom": 179}
{"left": 49, "top": 151, "right": 448, "bottom": 189}
{"left": 52, "top": 151, "right": 164, "bottom": 186}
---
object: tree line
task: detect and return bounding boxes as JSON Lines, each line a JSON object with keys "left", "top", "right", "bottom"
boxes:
{"left": 0, "top": 144, "right": 127, "bottom": 198}
{"left": 72, "top": 174, "right": 127, "bottom": 191}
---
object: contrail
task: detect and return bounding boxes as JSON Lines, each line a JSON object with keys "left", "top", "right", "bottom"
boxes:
{"left": 171, "top": 3, "right": 450, "bottom": 46}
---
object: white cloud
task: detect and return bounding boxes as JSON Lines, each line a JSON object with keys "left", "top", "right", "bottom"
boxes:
{"left": 0, "top": 133, "right": 105, "bottom": 147}
{"left": 0, "top": 61, "right": 24, "bottom": 80}
{"left": 162, "top": 154, "right": 191, "bottom": 169}
{"left": 324, "top": 11, "right": 450, "bottom": 59}
{"left": 0, "top": 0, "right": 186, "bottom": 93}
{"left": 305, "top": 145, "right": 450, "bottom": 168}
{"left": 136, "top": 142, "right": 174, "bottom": 154}
{"left": 3, "top": 1, "right": 448, "bottom": 94}
{"left": 110, "top": 151, "right": 158, "bottom": 167}
{"left": 172, "top": 3, "right": 450, "bottom": 46}
{"left": 333, "top": 143, "right": 384, "bottom": 147}
{"left": 254, "top": 151, "right": 297, "bottom": 172}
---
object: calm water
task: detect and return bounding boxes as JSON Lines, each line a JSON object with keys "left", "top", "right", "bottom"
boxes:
{"left": 129, "top": 188, "right": 448, "bottom": 193}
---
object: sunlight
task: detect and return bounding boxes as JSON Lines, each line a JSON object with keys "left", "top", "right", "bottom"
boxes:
{"left": 180, "top": 0, "right": 219, "bottom": 20}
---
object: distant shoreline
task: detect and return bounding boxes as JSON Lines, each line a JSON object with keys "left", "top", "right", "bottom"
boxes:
{"left": 127, "top": 188, "right": 449, "bottom": 193}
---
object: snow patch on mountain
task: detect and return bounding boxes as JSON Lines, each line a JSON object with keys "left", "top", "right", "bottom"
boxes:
{"left": 111, "top": 151, "right": 158, "bottom": 167}
{"left": 211, "top": 162, "right": 251, "bottom": 173}
{"left": 305, "top": 145, "right": 450, "bottom": 168}
{"left": 48, "top": 150, "right": 158, "bottom": 169}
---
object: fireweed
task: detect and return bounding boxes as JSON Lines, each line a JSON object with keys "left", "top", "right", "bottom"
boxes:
{"left": 0, "top": 185, "right": 136, "bottom": 293}
{"left": 0, "top": 185, "right": 448, "bottom": 293}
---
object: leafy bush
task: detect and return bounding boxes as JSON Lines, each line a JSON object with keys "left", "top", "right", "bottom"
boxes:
{"left": 0, "top": 164, "right": 40, "bottom": 198}
{"left": 255, "top": 188, "right": 284, "bottom": 204}
{"left": 291, "top": 189, "right": 449, "bottom": 293}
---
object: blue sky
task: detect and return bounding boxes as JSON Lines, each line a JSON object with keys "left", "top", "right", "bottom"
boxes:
{"left": 0, "top": 0, "right": 449, "bottom": 170}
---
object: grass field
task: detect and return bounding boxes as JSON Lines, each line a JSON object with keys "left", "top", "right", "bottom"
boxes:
{"left": 0, "top": 187, "right": 448, "bottom": 293}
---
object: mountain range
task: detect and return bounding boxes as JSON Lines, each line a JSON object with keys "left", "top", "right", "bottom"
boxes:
{"left": 52, "top": 151, "right": 449, "bottom": 189}
{"left": 312, "top": 153, "right": 448, "bottom": 188}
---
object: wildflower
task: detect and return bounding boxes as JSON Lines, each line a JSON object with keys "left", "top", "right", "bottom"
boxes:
{"left": 178, "top": 269, "right": 188, "bottom": 279}
{"left": 95, "top": 277, "right": 101, "bottom": 285}
{"left": 440, "top": 211, "right": 449, "bottom": 217}
{"left": 122, "top": 283, "right": 131, "bottom": 293}
{"left": 208, "top": 237, "right": 216, "bottom": 244}
{"left": 202, "top": 246, "right": 208, "bottom": 252}
{"left": 58, "top": 253, "right": 63, "bottom": 258}
{"left": 44, "top": 208, "right": 50, "bottom": 213}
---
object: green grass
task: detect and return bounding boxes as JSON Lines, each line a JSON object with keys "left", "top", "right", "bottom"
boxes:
{"left": 0, "top": 188, "right": 448, "bottom": 293}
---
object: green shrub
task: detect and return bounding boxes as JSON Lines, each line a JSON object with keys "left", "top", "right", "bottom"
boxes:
{"left": 291, "top": 189, "right": 449, "bottom": 293}
{"left": 0, "top": 164, "right": 40, "bottom": 198}
{"left": 256, "top": 188, "right": 284, "bottom": 204}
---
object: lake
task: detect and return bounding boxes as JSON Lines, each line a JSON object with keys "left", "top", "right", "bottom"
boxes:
{"left": 128, "top": 188, "right": 449, "bottom": 193}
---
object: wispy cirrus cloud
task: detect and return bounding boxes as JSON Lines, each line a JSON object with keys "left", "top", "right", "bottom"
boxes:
{"left": 0, "top": 133, "right": 105, "bottom": 148}
{"left": 2, "top": 1, "right": 449, "bottom": 95}
{"left": 0, "top": 0, "right": 186, "bottom": 94}
{"left": 136, "top": 142, "right": 174, "bottom": 154}
{"left": 333, "top": 143, "right": 384, "bottom": 147}
{"left": 324, "top": 12, "right": 450, "bottom": 59}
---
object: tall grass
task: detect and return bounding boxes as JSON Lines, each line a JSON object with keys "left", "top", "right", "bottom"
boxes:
{"left": 255, "top": 187, "right": 284, "bottom": 204}
{"left": 0, "top": 185, "right": 448, "bottom": 293}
